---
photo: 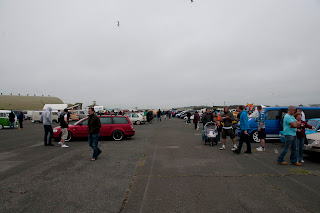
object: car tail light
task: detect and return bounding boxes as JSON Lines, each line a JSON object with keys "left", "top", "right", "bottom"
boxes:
{"left": 130, "top": 125, "right": 134, "bottom": 130}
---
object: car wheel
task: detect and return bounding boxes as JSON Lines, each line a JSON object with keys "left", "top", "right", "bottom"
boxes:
{"left": 251, "top": 131, "right": 260, "bottom": 143}
{"left": 0, "top": 124, "right": 3, "bottom": 130}
{"left": 65, "top": 131, "right": 72, "bottom": 142}
{"left": 113, "top": 130, "right": 123, "bottom": 141}
{"left": 136, "top": 120, "right": 141, "bottom": 125}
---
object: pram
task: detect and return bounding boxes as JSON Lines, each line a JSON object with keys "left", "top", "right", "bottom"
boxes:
{"left": 202, "top": 121, "right": 218, "bottom": 146}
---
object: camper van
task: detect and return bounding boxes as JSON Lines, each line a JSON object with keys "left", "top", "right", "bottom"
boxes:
{"left": 32, "top": 111, "right": 59, "bottom": 123}
{"left": 0, "top": 110, "right": 19, "bottom": 129}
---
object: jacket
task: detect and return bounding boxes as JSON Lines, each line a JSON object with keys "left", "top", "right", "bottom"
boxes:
{"left": 201, "top": 112, "right": 213, "bottom": 125}
{"left": 297, "top": 121, "right": 312, "bottom": 138}
{"left": 239, "top": 110, "right": 250, "bottom": 131}
{"left": 9, "top": 112, "right": 15, "bottom": 122}
{"left": 221, "top": 111, "right": 234, "bottom": 127}
{"left": 88, "top": 114, "right": 101, "bottom": 134}
{"left": 193, "top": 113, "right": 199, "bottom": 123}
{"left": 40, "top": 107, "right": 52, "bottom": 125}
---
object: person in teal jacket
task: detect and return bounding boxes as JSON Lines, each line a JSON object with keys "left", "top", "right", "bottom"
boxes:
{"left": 234, "top": 105, "right": 251, "bottom": 154}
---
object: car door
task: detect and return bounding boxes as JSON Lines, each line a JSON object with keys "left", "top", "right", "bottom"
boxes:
{"left": 99, "top": 117, "right": 113, "bottom": 136}
{"left": 72, "top": 118, "right": 89, "bottom": 137}
{"left": 265, "top": 109, "right": 281, "bottom": 137}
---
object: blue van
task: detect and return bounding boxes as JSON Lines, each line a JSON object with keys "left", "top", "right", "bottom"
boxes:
{"left": 237, "top": 107, "right": 320, "bottom": 143}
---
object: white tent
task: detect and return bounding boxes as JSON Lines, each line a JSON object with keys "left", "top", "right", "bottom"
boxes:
{"left": 43, "top": 104, "right": 68, "bottom": 111}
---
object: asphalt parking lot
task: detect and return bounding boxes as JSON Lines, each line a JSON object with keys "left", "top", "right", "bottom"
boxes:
{"left": 1, "top": 119, "right": 320, "bottom": 213}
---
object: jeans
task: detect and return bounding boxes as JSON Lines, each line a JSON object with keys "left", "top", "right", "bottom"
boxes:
{"left": 9, "top": 122, "right": 15, "bottom": 129}
{"left": 187, "top": 118, "right": 191, "bottom": 123}
{"left": 297, "top": 137, "right": 305, "bottom": 162}
{"left": 238, "top": 130, "right": 251, "bottom": 152}
{"left": 88, "top": 133, "right": 101, "bottom": 159}
{"left": 278, "top": 135, "right": 297, "bottom": 163}
{"left": 157, "top": 116, "right": 161, "bottom": 122}
{"left": 44, "top": 125, "right": 53, "bottom": 145}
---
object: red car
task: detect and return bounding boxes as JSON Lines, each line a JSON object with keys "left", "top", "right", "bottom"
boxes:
{"left": 53, "top": 115, "right": 135, "bottom": 141}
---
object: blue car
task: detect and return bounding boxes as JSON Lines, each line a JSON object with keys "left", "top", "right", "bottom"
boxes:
{"left": 279, "top": 118, "right": 320, "bottom": 142}
{"left": 236, "top": 107, "right": 320, "bottom": 143}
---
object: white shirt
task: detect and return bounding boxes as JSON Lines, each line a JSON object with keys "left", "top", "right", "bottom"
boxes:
{"left": 301, "top": 111, "right": 306, "bottom": 121}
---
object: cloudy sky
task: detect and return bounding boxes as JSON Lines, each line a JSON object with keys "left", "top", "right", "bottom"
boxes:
{"left": 1, "top": 0, "right": 320, "bottom": 109}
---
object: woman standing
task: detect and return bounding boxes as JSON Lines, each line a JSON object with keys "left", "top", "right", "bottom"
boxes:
{"left": 295, "top": 112, "right": 315, "bottom": 163}
{"left": 193, "top": 111, "right": 199, "bottom": 130}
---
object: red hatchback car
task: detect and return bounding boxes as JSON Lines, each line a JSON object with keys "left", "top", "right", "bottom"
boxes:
{"left": 53, "top": 115, "right": 135, "bottom": 141}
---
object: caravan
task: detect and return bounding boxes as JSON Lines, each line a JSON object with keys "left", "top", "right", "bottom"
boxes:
{"left": 32, "top": 111, "right": 59, "bottom": 123}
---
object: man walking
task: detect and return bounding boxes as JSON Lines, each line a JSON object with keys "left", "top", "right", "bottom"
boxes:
{"left": 157, "top": 109, "right": 162, "bottom": 122}
{"left": 88, "top": 107, "right": 102, "bottom": 161}
{"left": 58, "top": 108, "right": 69, "bottom": 148}
{"left": 9, "top": 111, "right": 15, "bottom": 129}
{"left": 234, "top": 106, "right": 251, "bottom": 154}
{"left": 277, "top": 106, "right": 301, "bottom": 166}
{"left": 256, "top": 106, "right": 266, "bottom": 151}
{"left": 220, "top": 106, "right": 237, "bottom": 151}
{"left": 40, "top": 107, "right": 54, "bottom": 146}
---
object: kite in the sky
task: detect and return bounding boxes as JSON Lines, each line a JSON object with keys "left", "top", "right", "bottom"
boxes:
{"left": 117, "top": 21, "right": 120, "bottom": 26}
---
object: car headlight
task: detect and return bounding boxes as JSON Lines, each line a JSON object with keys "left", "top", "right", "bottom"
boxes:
{"left": 53, "top": 129, "right": 58, "bottom": 133}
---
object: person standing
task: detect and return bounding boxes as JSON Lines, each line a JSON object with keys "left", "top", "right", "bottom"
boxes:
{"left": 234, "top": 106, "right": 251, "bottom": 154}
{"left": 201, "top": 109, "right": 212, "bottom": 127}
{"left": 256, "top": 106, "right": 266, "bottom": 151}
{"left": 295, "top": 112, "right": 315, "bottom": 163}
{"left": 157, "top": 109, "right": 162, "bottom": 122}
{"left": 186, "top": 110, "right": 192, "bottom": 124}
{"left": 88, "top": 107, "right": 102, "bottom": 161}
{"left": 57, "top": 110, "right": 61, "bottom": 123}
{"left": 58, "top": 108, "right": 70, "bottom": 148}
{"left": 193, "top": 111, "right": 199, "bottom": 130}
{"left": 40, "top": 107, "right": 54, "bottom": 146}
{"left": 9, "top": 111, "right": 15, "bottom": 129}
{"left": 277, "top": 106, "right": 301, "bottom": 166}
{"left": 220, "top": 106, "right": 237, "bottom": 151}
{"left": 18, "top": 111, "right": 25, "bottom": 129}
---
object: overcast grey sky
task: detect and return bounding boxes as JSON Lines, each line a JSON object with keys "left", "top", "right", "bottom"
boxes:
{"left": 1, "top": 0, "right": 320, "bottom": 109}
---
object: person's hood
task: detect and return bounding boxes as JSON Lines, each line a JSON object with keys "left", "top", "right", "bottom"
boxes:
{"left": 46, "top": 107, "right": 52, "bottom": 112}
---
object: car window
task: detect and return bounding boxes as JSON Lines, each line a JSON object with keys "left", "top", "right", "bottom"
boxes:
{"left": 79, "top": 119, "right": 88, "bottom": 125}
{"left": 265, "top": 110, "right": 279, "bottom": 120}
{"left": 0, "top": 113, "right": 4, "bottom": 117}
{"left": 113, "top": 117, "right": 129, "bottom": 124}
{"left": 307, "top": 120, "right": 319, "bottom": 129}
{"left": 39, "top": 112, "right": 42, "bottom": 115}
{"left": 100, "top": 117, "right": 113, "bottom": 124}
{"left": 132, "top": 114, "right": 139, "bottom": 118}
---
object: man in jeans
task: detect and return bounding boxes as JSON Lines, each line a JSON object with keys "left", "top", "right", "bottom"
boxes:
{"left": 9, "top": 111, "right": 15, "bottom": 129}
{"left": 40, "top": 107, "right": 54, "bottom": 146}
{"left": 234, "top": 105, "right": 251, "bottom": 154}
{"left": 256, "top": 106, "right": 266, "bottom": 151}
{"left": 88, "top": 108, "right": 102, "bottom": 161}
{"left": 277, "top": 106, "right": 301, "bottom": 166}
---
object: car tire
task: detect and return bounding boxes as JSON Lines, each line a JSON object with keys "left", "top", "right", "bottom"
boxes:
{"left": 0, "top": 124, "right": 3, "bottom": 130}
{"left": 251, "top": 131, "right": 260, "bottom": 143}
{"left": 113, "top": 130, "right": 123, "bottom": 141}
{"left": 136, "top": 120, "right": 141, "bottom": 125}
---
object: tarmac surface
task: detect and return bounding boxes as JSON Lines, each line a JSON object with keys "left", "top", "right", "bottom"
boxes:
{"left": 0, "top": 118, "right": 319, "bottom": 213}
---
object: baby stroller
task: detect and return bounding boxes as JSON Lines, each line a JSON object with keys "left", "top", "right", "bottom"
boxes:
{"left": 202, "top": 121, "right": 218, "bottom": 146}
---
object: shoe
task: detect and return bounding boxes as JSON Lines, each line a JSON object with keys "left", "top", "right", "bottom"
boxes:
{"left": 256, "top": 147, "right": 265, "bottom": 151}
{"left": 244, "top": 151, "right": 252, "bottom": 154}
{"left": 58, "top": 142, "right": 62, "bottom": 145}
{"left": 61, "top": 144, "right": 69, "bottom": 148}
{"left": 47, "top": 144, "right": 54, "bottom": 146}
{"left": 291, "top": 162, "right": 302, "bottom": 166}
{"left": 231, "top": 147, "right": 237, "bottom": 151}
{"left": 233, "top": 149, "right": 240, "bottom": 154}
{"left": 301, "top": 160, "right": 304, "bottom": 163}
{"left": 220, "top": 145, "right": 225, "bottom": 150}
{"left": 278, "top": 161, "right": 288, "bottom": 165}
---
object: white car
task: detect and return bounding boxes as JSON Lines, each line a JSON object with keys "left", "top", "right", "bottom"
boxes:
{"left": 304, "top": 132, "right": 320, "bottom": 154}
{"left": 126, "top": 113, "right": 145, "bottom": 125}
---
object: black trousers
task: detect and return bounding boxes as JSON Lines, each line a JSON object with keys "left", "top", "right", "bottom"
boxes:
{"left": 238, "top": 130, "right": 251, "bottom": 152}
{"left": 44, "top": 125, "right": 53, "bottom": 145}
{"left": 19, "top": 120, "right": 23, "bottom": 128}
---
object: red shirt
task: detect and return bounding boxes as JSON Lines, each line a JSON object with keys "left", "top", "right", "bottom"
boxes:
{"left": 297, "top": 121, "right": 313, "bottom": 138}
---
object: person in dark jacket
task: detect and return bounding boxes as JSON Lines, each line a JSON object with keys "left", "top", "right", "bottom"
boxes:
{"left": 88, "top": 107, "right": 102, "bottom": 161}
{"left": 9, "top": 111, "right": 16, "bottom": 129}
{"left": 186, "top": 110, "right": 192, "bottom": 124}
{"left": 201, "top": 109, "right": 213, "bottom": 127}
{"left": 193, "top": 111, "right": 199, "bottom": 130}
{"left": 18, "top": 111, "right": 25, "bottom": 129}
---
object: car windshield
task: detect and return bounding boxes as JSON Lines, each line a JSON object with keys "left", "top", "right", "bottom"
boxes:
{"left": 307, "top": 120, "right": 320, "bottom": 129}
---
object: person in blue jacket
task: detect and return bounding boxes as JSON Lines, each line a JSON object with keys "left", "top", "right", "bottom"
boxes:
{"left": 234, "top": 105, "right": 251, "bottom": 154}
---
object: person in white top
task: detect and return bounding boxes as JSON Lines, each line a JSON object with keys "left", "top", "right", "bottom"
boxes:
{"left": 297, "top": 108, "right": 306, "bottom": 121}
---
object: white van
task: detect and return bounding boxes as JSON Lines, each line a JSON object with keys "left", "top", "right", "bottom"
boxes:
{"left": 32, "top": 111, "right": 59, "bottom": 123}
